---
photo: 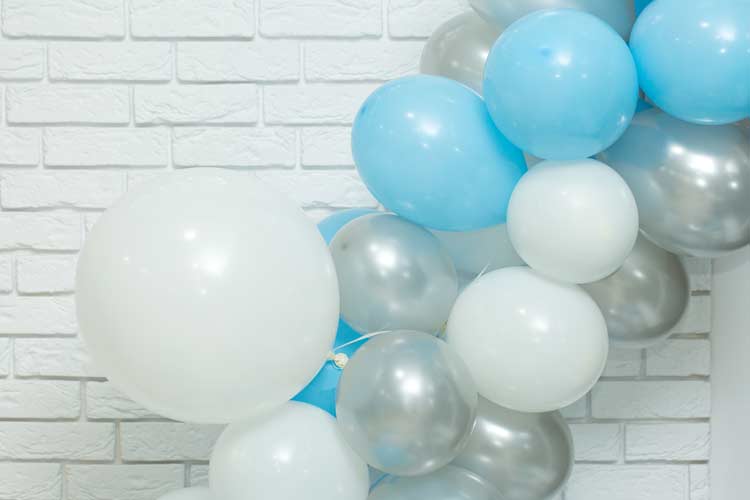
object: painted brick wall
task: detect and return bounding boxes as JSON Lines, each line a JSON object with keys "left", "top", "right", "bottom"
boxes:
{"left": 0, "top": 1, "right": 711, "bottom": 499}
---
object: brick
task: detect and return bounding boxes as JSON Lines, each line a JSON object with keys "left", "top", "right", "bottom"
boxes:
{"left": 0, "top": 258, "right": 12, "bottom": 294}
{"left": 682, "top": 257, "right": 712, "bottom": 291}
{"left": 44, "top": 128, "right": 168, "bottom": 167}
{"left": 14, "top": 337, "right": 102, "bottom": 378}
{"left": 0, "top": 464, "right": 61, "bottom": 500}
{"left": 570, "top": 424, "right": 622, "bottom": 462}
{"left": 0, "top": 380, "right": 79, "bottom": 418}
{"left": 672, "top": 295, "right": 711, "bottom": 334}
{"left": 121, "top": 423, "right": 224, "bottom": 461}
{"left": 690, "top": 465, "right": 709, "bottom": 500}
{"left": 1, "top": 171, "right": 125, "bottom": 209}
{"left": 6, "top": 85, "right": 129, "bottom": 125}
{"left": 0, "top": 339, "right": 11, "bottom": 377}
{"left": 647, "top": 339, "right": 711, "bottom": 377}
{"left": 301, "top": 127, "right": 353, "bottom": 167}
{"left": 2, "top": 0, "right": 124, "bottom": 38}
{"left": 0, "top": 44, "right": 44, "bottom": 80}
{"left": 0, "top": 297, "right": 77, "bottom": 334}
{"left": 388, "top": 0, "right": 469, "bottom": 38}
{"left": 602, "top": 347, "right": 641, "bottom": 377}
{"left": 592, "top": 381, "right": 710, "bottom": 419}
{"left": 261, "top": 0, "right": 381, "bottom": 38}
{"left": 0, "top": 214, "right": 80, "bottom": 250}
{"left": 626, "top": 423, "right": 710, "bottom": 461}
{"left": 264, "top": 84, "right": 377, "bottom": 125}
{"left": 257, "top": 171, "right": 377, "bottom": 208}
{"left": 173, "top": 128, "right": 296, "bottom": 168}
{"left": 566, "top": 465, "right": 689, "bottom": 500}
{"left": 16, "top": 255, "right": 78, "bottom": 294}
{"left": 306, "top": 41, "right": 422, "bottom": 81}
{"left": 0, "top": 129, "right": 41, "bottom": 166}
{"left": 135, "top": 85, "right": 258, "bottom": 124}
{"left": 189, "top": 465, "right": 209, "bottom": 487}
{"left": 178, "top": 41, "right": 299, "bottom": 82}
{"left": 561, "top": 395, "right": 588, "bottom": 419}
{"left": 86, "top": 381, "right": 161, "bottom": 420}
{"left": 0, "top": 423, "right": 114, "bottom": 460}
{"left": 49, "top": 42, "right": 171, "bottom": 81}
{"left": 67, "top": 465, "right": 184, "bottom": 500}
{"left": 131, "top": 0, "right": 254, "bottom": 38}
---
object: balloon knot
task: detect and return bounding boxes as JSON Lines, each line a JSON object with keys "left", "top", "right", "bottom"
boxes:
{"left": 327, "top": 351, "right": 349, "bottom": 369}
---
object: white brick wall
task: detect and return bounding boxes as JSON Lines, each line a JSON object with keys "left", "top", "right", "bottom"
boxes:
{"left": 0, "top": 1, "right": 712, "bottom": 498}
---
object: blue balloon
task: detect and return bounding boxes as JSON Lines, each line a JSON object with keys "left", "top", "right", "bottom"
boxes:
{"left": 635, "top": 0, "right": 654, "bottom": 15}
{"left": 483, "top": 9, "right": 639, "bottom": 160}
{"left": 351, "top": 75, "right": 527, "bottom": 231}
{"left": 293, "top": 209, "right": 374, "bottom": 415}
{"left": 630, "top": 0, "right": 750, "bottom": 124}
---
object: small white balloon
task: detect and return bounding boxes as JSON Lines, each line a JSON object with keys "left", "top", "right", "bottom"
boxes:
{"left": 446, "top": 267, "right": 609, "bottom": 412}
{"left": 507, "top": 159, "right": 639, "bottom": 284}
{"left": 210, "top": 402, "right": 369, "bottom": 500}
{"left": 158, "top": 488, "right": 212, "bottom": 500}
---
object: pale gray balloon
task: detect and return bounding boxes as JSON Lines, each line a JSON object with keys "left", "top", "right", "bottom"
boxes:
{"left": 369, "top": 466, "right": 502, "bottom": 500}
{"left": 469, "top": 0, "right": 636, "bottom": 40}
{"left": 420, "top": 12, "right": 502, "bottom": 94}
{"left": 336, "top": 331, "right": 478, "bottom": 476}
{"left": 583, "top": 233, "right": 690, "bottom": 348}
{"left": 452, "top": 397, "right": 573, "bottom": 500}
{"left": 600, "top": 108, "right": 750, "bottom": 257}
{"left": 330, "top": 214, "right": 458, "bottom": 334}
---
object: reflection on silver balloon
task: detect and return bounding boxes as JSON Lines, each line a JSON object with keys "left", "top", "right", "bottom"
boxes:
{"left": 452, "top": 397, "right": 573, "bottom": 500}
{"left": 330, "top": 214, "right": 458, "bottom": 334}
{"left": 369, "top": 466, "right": 502, "bottom": 500}
{"left": 583, "top": 233, "right": 689, "bottom": 348}
{"left": 420, "top": 12, "right": 502, "bottom": 94}
{"left": 469, "top": 0, "right": 636, "bottom": 40}
{"left": 600, "top": 108, "right": 750, "bottom": 257}
{"left": 336, "top": 331, "right": 477, "bottom": 476}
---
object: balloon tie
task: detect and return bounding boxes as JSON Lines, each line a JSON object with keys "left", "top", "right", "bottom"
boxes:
{"left": 327, "top": 351, "right": 350, "bottom": 369}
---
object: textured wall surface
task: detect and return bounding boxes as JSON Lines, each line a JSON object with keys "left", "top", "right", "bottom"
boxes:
{"left": 0, "top": 1, "right": 711, "bottom": 499}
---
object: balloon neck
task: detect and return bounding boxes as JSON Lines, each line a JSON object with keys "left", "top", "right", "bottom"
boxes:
{"left": 328, "top": 351, "right": 349, "bottom": 369}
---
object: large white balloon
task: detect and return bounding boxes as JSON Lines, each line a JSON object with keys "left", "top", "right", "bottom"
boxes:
{"left": 158, "top": 488, "right": 212, "bottom": 500}
{"left": 210, "top": 402, "right": 369, "bottom": 500}
{"left": 76, "top": 169, "right": 339, "bottom": 424}
{"left": 507, "top": 159, "right": 639, "bottom": 284}
{"left": 446, "top": 267, "right": 609, "bottom": 412}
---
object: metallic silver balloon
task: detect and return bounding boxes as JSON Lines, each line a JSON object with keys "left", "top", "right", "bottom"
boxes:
{"left": 600, "top": 108, "right": 750, "bottom": 257}
{"left": 330, "top": 214, "right": 459, "bottom": 334}
{"left": 469, "top": 0, "right": 636, "bottom": 40}
{"left": 369, "top": 466, "right": 502, "bottom": 500}
{"left": 336, "top": 331, "right": 478, "bottom": 476}
{"left": 420, "top": 12, "right": 502, "bottom": 94}
{"left": 583, "top": 233, "right": 690, "bottom": 348}
{"left": 452, "top": 397, "right": 573, "bottom": 500}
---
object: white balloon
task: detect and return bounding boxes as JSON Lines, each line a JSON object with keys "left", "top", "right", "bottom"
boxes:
{"left": 158, "top": 488, "right": 212, "bottom": 500}
{"left": 446, "top": 267, "right": 609, "bottom": 412}
{"left": 507, "top": 159, "right": 639, "bottom": 284}
{"left": 76, "top": 169, "right": 339, "bottom": 424}
{"left": 210, "top": 402, "right": 369, "bottom": 500}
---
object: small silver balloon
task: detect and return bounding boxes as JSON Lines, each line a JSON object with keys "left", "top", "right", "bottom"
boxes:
{"left": 583, "top": 233, "right": 690, "bottom": 348}
{"left": 420, "top": 12, "right": 502, "bottom": 94}
{"left": 336, "top": 331, "right": 478, "bottom": 476}
{"left": 369, "top": 466, "right": 502, "bottom": 500}
{"left": 600, "top": 108, "right": 750, "bottom": 257}
{"left": 469, "top": 0, "right": 636, "bottom": 40}
{"left": 330, "top": 214, "right": 458, "bottom": 334}
{"left": 452, "top": 397, "right": 573, "bottom": 500}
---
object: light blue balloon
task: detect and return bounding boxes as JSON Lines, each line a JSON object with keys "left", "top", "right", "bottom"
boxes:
{"left": 292, "top": 209, "right": 374, "bottom": 415}
{"left": 635, "top": 0, "right": 653, "bottom": 15}
{"left": 352, "top": 75, "right": 527, "bottom": 231}
{"left": 630, "top": 0, "right": 750, "bottom": 125}
{"left": 483, "top": 9, "right": 639, "bottom": 160}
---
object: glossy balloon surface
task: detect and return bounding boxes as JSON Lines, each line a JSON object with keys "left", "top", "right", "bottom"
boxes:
{"left": 352, "top": 75, "right": 527, "bottom": 231}
{"left": 337, "top": 331, "right": 477, "bottom": 476}
{"left": 369, "top": 466, "right": 502, "bottom": 500}
{"left": 600, "top": 109, "right": 750, "bottom": 257}
{"left": 483, "top": 9, "right": 638, "bottom": 160}
{"left": 630, "top": 0, "right": 750, "bottom": 124}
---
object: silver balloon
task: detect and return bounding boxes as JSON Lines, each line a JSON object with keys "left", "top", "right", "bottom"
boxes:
{"left": 452, "top": 397, "right": 573, "bottom": 500}
{"left": 469, "top": 0, "right": 636, "bottom": 40}
{"left": 330, "top": 214, "right": 458, "bottom": 334}
{"left": 420, "top": 12, "right": 502, "bottom": 94}
{"left": 369, "top": 466, "right": 502, "bottom": 500}
{"left": 336, "top": 331, "right": 478, "bottom": 476}
{"left": 583, "top": 233, "right": 690, "bottom": 348}
{"left": 600, "top": 108, "right": 750, "bottom": 257}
